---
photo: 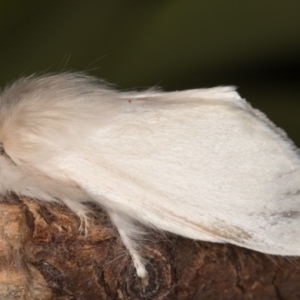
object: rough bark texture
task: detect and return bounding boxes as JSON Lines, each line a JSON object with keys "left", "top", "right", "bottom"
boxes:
{"left": 0, "top": 195, "right": 299, "bottom": 300}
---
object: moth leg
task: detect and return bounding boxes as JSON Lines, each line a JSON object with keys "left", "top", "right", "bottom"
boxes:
{"left": 61, "top": 198, "right": 90, "bottom": 236}
{"left": 109, "top": 211, "right": 147, "bottom": 278}
{"left": 77, "top": 212, "right": 89, "bottom": 236}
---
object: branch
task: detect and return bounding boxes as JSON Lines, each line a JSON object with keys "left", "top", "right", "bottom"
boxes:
{"left": 0, "top": 195, "right": 299, "bottom": 299}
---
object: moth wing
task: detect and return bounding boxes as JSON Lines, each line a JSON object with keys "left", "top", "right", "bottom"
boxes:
{"left": 6, "top": 86, "right": 300, "bottom": 256}
{"left": 50, "top": 87, "right": 300, "bottom": 256}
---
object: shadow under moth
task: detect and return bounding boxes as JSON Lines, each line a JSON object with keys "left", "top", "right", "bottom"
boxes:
{"left": 0, "top": 73, "right": 299, "bottom": 279}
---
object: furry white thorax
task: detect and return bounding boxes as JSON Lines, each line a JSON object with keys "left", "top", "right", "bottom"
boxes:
{"left": 0, "top": 73, "right": 300, "bottom": 278}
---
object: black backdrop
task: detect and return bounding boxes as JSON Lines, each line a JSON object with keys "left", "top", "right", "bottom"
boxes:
{"left": 1, "top": 0, "right": 299, "bottom": 144}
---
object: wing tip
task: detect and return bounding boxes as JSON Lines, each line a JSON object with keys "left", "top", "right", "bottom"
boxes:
{"left": 190, "top": 86, "right": 241, "bottom": 100}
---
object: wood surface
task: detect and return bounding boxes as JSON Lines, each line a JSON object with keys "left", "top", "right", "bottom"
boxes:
{"left": 0, "top": 195, "right": 299, "bottom": 300}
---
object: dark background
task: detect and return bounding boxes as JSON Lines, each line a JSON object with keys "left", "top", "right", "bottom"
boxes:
{"left": 1, "top": 0, "right": 299, "bottom": 144}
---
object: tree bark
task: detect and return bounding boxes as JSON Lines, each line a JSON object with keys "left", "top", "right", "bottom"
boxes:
{"left": 0, "top": 195, "right": 299, "bottom": 300}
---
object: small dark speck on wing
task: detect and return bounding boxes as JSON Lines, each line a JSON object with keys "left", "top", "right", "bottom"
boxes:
{"left": 0, "top": 142, "right": 4, "bottom": 155}
{"left": 273, "top": 210, "right": 300, "bottom": 219}
{"left": 286, "top": 190, "right": 300, "bottom": 196}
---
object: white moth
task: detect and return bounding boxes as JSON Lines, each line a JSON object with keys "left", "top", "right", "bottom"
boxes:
{"left": 0, "top": 73, "right": 299, "bottom": 278}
